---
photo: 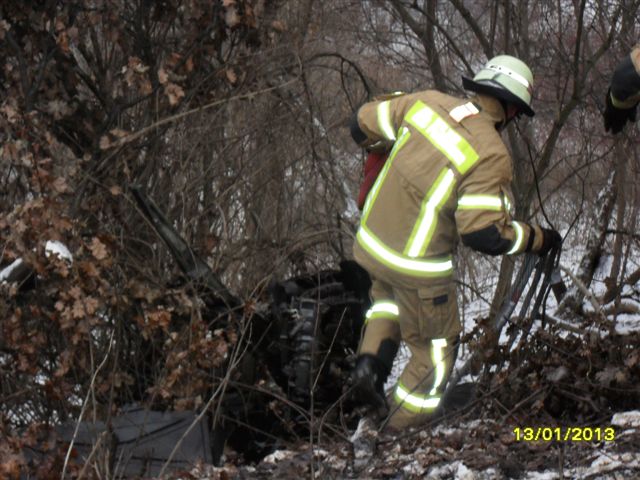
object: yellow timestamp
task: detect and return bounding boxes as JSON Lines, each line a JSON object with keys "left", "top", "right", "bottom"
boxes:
{"left": 513, "top": 427, "right": 615, "bottom": 442}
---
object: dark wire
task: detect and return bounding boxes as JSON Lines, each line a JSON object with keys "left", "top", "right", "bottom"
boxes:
{"left": 515, "top": 121, "right": 555, "bottom": 229}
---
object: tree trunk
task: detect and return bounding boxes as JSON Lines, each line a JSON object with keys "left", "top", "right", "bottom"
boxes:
{"left": 603, "top": 141, "right": 628, "bottom": 304}
{"left": 559, "top": 169, "right": 617, "bottom": 314}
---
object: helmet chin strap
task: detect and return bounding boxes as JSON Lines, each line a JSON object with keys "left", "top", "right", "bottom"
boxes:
{"left": 496, "top": 100, "right": 521, "bottom": 131}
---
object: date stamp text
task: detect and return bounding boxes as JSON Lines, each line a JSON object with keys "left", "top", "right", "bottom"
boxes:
{"left": 513, "top": 427, "right": 615, "bottom": 442}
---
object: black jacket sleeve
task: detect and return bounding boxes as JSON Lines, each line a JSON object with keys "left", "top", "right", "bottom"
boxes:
{"left": 610, "top": 53, "right": 640, "bottom": 108}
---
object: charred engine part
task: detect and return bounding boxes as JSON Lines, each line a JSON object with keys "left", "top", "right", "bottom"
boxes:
{"left": 268, "top": 262, "right": 371, "bottom": 411}
{"left": 286, "top": 297, "right": 317, "bottom": 405}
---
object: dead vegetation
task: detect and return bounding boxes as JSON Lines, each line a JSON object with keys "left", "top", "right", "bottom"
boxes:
{"left": 2, "top": 0, "right": 640, "bottom": 478}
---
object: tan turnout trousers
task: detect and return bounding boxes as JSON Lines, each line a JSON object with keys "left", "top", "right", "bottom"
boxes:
{"left": 358, "top": 273, "right": 460, "bottom": 430}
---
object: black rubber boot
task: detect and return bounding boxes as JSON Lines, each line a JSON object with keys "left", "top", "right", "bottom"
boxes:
{"left": 352, "top": 354, "right": 388, "bottom": 410}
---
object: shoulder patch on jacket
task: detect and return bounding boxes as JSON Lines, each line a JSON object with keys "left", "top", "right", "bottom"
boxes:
{"left": 449, "top": 102, "right": 480, "bottom": 123}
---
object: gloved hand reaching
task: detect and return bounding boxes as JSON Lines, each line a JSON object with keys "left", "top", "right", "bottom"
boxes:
{"left": 538, "top": 228, "right": 562, "bottom": 257}
{"left": 604, "top": 89, "right": 638, "bottom": 134}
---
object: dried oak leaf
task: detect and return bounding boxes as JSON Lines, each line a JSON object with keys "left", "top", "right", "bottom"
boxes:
{"left": 158, "top": 68, "right": 169, "bottom": 84}
{"left": 69, "top": 286, "right": 82, "bottom": 300}
{"left": 225, "top": 68, "right": 237, "bottom": 85}
{"left": 271, "top": 20, "right": 286, "bottom": 32}
{"left": 99, "top": 136, "right": 111, "bottom": 150}
{"left": 79, "top": 260, "right": 99, "bottom": 278}
{"left": 595, "top": 366, "right": 621, "bottom": 386}
{"left": 224, "top": 5, "right": 241, "bottom": 27}
{"left": 89, "top": 237, "right": 108, "bottom": 260}
{"left": 46, "top": 99, "right": 72, "bottom": 120}
{"left": 164, "top": 82, "right": 185, "bottom": 106}
{"left": 71, "top": 299, "right": 85, "bottom": 319}
{"left": 0, "top": 456, "right": 22, "bottom": 480}
{"left": 147, "top": 309, "right": 171, "bottom": 331}
{"left": 128, "top": 56, "right": 149, "bottom": 74}
{"left": 51, "top": 177, "right": 69, "bottom": 193}
{"left": 84, "top": 296, "right": 99, "bottom": 315}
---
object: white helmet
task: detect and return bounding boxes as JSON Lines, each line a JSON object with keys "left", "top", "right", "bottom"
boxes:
{"left": 462, "top": 55, "right": 535, "bottom": 117}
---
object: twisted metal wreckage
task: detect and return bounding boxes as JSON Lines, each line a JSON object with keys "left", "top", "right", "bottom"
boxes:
{"left": 6, "top": 187, "right": 563, "bottom": 477}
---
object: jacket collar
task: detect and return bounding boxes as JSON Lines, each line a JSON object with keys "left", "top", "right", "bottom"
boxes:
{"left": 471, "top": 94, "right": 506, "bottom": 126}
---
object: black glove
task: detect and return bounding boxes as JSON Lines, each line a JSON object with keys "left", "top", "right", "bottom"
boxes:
{"left": 538, "top": 228, "right": 562, "bottom": 257}
{"left": 604, "top": 89, "right": 637, "bottom": 134}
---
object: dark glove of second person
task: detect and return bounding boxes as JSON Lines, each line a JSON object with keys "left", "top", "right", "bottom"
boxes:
{"left": 538, "top": 228, "right": 562, "bottom": 257}
{"left": 604, "top": 89, "right": 637, "bottom": 134}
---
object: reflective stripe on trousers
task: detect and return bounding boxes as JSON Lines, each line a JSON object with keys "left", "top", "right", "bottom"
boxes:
{"left": 393, "top": 338, "right": 448, "bottom": 413}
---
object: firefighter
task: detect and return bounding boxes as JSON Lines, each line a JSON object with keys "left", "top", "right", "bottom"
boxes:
{"left": 349, "top": 55, "right": 562, "bottom": 431}
{"left": 603, "top": 44, "right": 640, "bottom": 134}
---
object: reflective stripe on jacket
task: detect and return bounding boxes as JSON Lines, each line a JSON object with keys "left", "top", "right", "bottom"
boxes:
{"left": 353, "top": 90, "right": 540, "bottom": 282}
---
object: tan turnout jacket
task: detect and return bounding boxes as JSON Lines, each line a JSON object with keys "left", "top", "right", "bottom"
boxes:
{"left": 353, "top": 90, "right": 543, "bottom": 287}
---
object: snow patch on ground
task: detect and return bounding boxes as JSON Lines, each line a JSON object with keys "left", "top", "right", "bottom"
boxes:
{"left": 425, "top": 461, "right": 488, "bottom": 479}
{"left": 262, "top": 449, "right": 296, "bottom": 464}
{"left": 574, "top": 451, "right": 640, "bottom": 478}
{"left": 612, "top": 410, "right": 640, "bottom": 428}
{"left": 45, "top": 239, "right": 73, "bottom": 262}
{"left": 0, "top": 258, "right": 24, "bottom": 282}
{"left": 523, "top": 471, "right": 559, "bottom": 479}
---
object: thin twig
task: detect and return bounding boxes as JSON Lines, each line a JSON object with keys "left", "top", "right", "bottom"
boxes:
{"left": 499, "top": 387, "right": 546, "bottom": 424}
{"left": 61, "top": 330, "right": 116, "bottom": 479}
{"left": 103, "top": 79, "right": 299, "bottom": 151}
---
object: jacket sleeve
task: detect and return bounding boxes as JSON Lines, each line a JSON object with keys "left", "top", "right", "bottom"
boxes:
{"left": 455, "top": 151, "right": 543, "bottom": 256}
{"left": 610, "top": 45, "right": 640, "bottom": 109}
{"left": 350, "top": 93, "right": 408, "bottom": 151}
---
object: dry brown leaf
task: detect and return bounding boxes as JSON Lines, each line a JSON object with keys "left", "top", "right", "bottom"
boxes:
{"left": 158, "top": 68, "right": 169, "bottom": 84}
{"left": 52, "top": 177, "right": 69, "bottom": 193}
{"left": 89, "top": 237, "right": 108, "bottom": 260}
{"left": 84, "top": 296, "right": 99, "bottom": 315}
{"left": 0, "top": 102, "right": 19, "bottom": 123}
{"left": 0, "top": 20, "right": 10, "bottom": 41}
{"left": 128, "top": 56, "right": 148, "bottom": 73}
{"left": 46, "top": 99, "right": 72, "bottom": 119}
{"left": 595, "top": 366, "right": 619, "bottom": 386}
{"left": 52, "top": 216, "right": 73, "bottom": 231}
{"left": 225, "top": 7, "right": 241, "bottom": 27}
{"left": 56, "top": 30, "right": 70, "bottom": 53}
{"left": 99, "top": 135, "right": 111, "bottom": 150}
{"left": 148, "top": 309, "right": 171, "bottom": 330}
{"left": 79, "top": 260, "right": 99, "bottom": 278}
{"left": 271, "top": 20, "right": 286, "bottom": 32}
{"left": 0, "top": 457, "right": 22, "bottom": 480}
{"left": 109, "top": 128, "right": 129, "bottom": 138}
{"left": 140, "top": 78, "right": 152, "bottom": 95}
{"left": 14, "top": 219, "right": 27, "bottom": 234}
{"left": 72, "top": 299, "right": 85, "bottom": 319}
{"left": 226, "top": 68, "right": 237, "bottom": 84}
{"left": 69, "top": 286, "right": 82, "bottom": 299}
{"left": 624, "top": 352, "right": 639, "bottom": 368}
{"left": 164, "top": 82, "right": 185, "bottom": 106}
